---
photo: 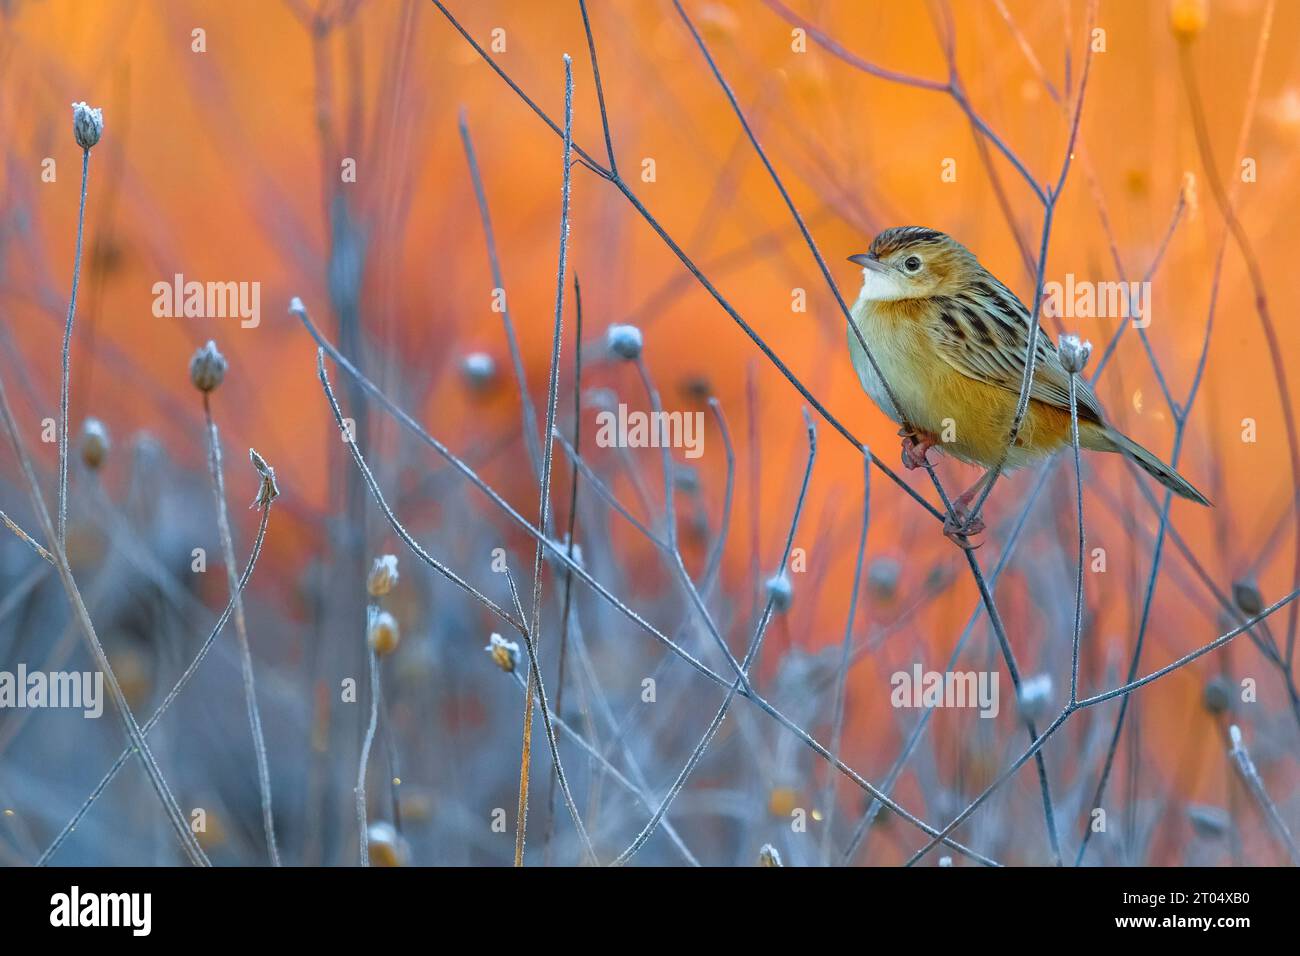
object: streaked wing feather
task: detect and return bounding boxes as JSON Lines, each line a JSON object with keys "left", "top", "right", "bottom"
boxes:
{"left": 925, "top": 282, "right": 1106, "bottom": 425}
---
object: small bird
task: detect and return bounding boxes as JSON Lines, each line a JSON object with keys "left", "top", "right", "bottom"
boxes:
{"left": 846, "top": 227, "right": 1209, "bottom": 545}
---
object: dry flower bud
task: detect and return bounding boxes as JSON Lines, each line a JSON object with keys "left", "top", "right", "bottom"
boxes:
{"left": 1232, "top": 580, "right": 1263, "bottom": 617}
{"left": 605, "top": 324, "right": 643, "bottom": 360}
{"left": 71, "top": 101, "right": 103, "bottom": 150}
{"left": 367, "top": 554, "right": 399, "bottom": 597}
{"left": 79, "top": 417, "right": 110, "bottom": 470}
{"left": 249, "top": 448, "right": 279, "bottom": 508}
{"left": 485, "top": 632, "right": 521, "bottom": 673}
{"left": 868, "top": 556, "right": 901, "bottom": 601}
{"left": 461, "top": 352, "right": 496, "bottom": 390}
{"left": 1202, "top": 675, "right": 1232, "bottom": 715}
{"left": 1017, "top": 673, "right": 1053, "bottom": 723}
{"left": 764, "top": 573, "right": 793, "bottom": 612}
{"left": 1057, "top": 334, "right": 1092, "bottom": 375}
{"left": 757, "top": 844, "right": 783, "bottom": 867}
{"left": 368, "top": 610, "right": 400, "bottom": 656}
{"left": 189, "top": 340, "right": 228, "bottom": 392}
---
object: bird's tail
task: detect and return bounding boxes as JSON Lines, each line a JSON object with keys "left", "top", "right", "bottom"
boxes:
{"left": 1097, "top": 428, "right": 1212, "bottom": 506}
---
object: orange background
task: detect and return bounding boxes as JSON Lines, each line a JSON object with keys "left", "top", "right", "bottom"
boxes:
{"left": 1, "top": 0, "right": 1297, "bottom": 863}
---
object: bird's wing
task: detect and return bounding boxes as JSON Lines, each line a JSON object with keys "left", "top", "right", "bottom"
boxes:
{"left": 924, "top": 279, "right": 1107, "bottom": 425}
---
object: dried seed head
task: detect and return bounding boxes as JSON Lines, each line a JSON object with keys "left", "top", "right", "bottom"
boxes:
{"left": 366, "top": 821, "right": 409, "bottom": 866}
{"left": 673, "top": 465, "right": 700, "bottom": 493}
{"left": 367, "top": 554, "right": 399, "bottom": 597}
{"left": 764, "top": 573, "right": 793, "bottom": 612}
{"left": 605, "top": 323, "right": 643, "bottom": 360}
{"left": 1202, "top": 675, "right": 1232, "bottom": 715}
{"left": 248, "top": 448, "right": 279, "bottom": 508}
{"left": 79, "top": 417, "right": 110, "bottom": 470}
{"left": 680, "top": 374, "right": 712, "bottom": 403}
{"left": 867, "top": 556, "right": 902, "bottom": 601}
{"left": 1017, "top": 673, "right": 1054, "bottom": 723}
{"left": 189, "top": 340, "right": 228, "bottom": 393}
{"left": 485, "top": 632, "right": 521, "bottom": 673}
{"left": 460, "top": 352, "right": 497, "bottom": 390}
{"left": 1057, "top": 334, "right": 1092, "bottom": 375}
{"left": 938, "top": 856, "right": 953, "bottom": 867}
{"left": 757, "top": 844, "right": 782, "bottom": 867}
{"left": 1187, "top": 804, "right": 1230, "bottom": 839}
{"left": 368, "top": 610, "right": 401, "bottom": 656}
{"left": 1169, "top": 0, "right": 1207, "bottom": 42}
{"left": 71, "top": 101, "right": 103, "bottom": 150}
{"left": 1232, "top": 580, "right": 1263, "bottom": 617}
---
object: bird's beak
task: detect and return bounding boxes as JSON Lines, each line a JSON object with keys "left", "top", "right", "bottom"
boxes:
{"left": 848, "top": 253, "right": 889, "bottom": 273}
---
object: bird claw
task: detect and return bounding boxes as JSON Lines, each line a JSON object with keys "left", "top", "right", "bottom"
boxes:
{"left": 943, "top": 504, "right": 985, "bottom": 550}
{"left": 899, "top": 428, "right": 938, "bottom": 471}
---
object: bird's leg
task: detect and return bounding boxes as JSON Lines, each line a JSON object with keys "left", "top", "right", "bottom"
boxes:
{"left": 942, "top": 471, "right": 991, "bottom": 548}
{"left": 898, "top": 425, "right": 939, "bottom": 471}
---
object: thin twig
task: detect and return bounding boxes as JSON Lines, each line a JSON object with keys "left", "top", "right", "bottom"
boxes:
{"left": 0, "top": 363, "right": 208, "bottom": 865}
{"left": 38, "top": 499, "right": 274, "bottom": 865}
{"left": 515, "top": 53, "right": 575, "bottom": 868}
{"left": 202, "top": 394, "right": 280, "bottom": 865}
{"left": 57, "top": 148, "right": 91, "bottom": 549}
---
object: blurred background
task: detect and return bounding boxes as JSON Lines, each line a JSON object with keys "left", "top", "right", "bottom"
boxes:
{"left": 0, "top": 0, "right": 1297, "bottom": 866}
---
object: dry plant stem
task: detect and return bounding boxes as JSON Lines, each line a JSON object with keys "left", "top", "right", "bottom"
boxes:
{"left": 356, "top": 616, "right": 380, "bottom": 867}
{"left": 503, "top": 570, "right": 597, "bottom": 865}
{"left": 762, "top": 0, "right": 1045, "bottom": 203}
{"left": 316, "top": 351, "right": 522, "bottom": 629}
{"left": 634, "top": 357, "right": 748, "bottom": 688}
{"left": 57, "top": 148, "right": 90, "bottom": 550}
{"left": 820, "top": 452, "right": 870, "bottom": 866}
{"left": 671, "top": 0, "right": 1058, "bottom": 855}
{"left": 0, "top": 366, "right": 208, "bottom": 865}
{"left": 306, "top": 315, "right": 987, "bottom": 864}
{"left": 553, "top": 432, "right": 667, "bottom": 548}
{"left": 428, "top": 0, "right": 945, "bottom": 525}
{"left": 671, "top": 0, "right": 914, "bottom": 455}
{"left": 964, "top": 3, "right": 1097, "bottom": 528}
{"left": 1075, "top": 233, "right": 1227, "bottom": 866}
{"left": 514, "top": 54, "right": 574, "bottom": 869}
{"left": 961, "top": 546, "right": 1063, "bottom": 864}
{"left": 318, "top": 353, "right": 595, "bottom": 862}
{"left": 612, "top": 411, "right": 817, "bottom": 866}
{"left": 510, "top": 669, "right": 699, "bottom": 865}
{"left": 905, "top": 587, "right": 1300, "bottom": 866}
{"left": 202, "top": 395, "right": 280, "bottom": 865}
{"left": 1178, "top": 36, "right": 1300, "bottom": 662}
{"left": 39, "top": 502, "right": 273, "bottom": 866}
{"left": 844, "top": 465, "right": 1054, "bottom": 862}
{"left": 1227, "top": 727, "right": 1300, "bottom": 865}
{"left": 543, "top": 273, "right": 586, "bottom": 862}
{"left": 577, "top": 0, "right": 617, "bottom": 176}
{"left": 1068, "top": 373, "right": 1086, "bottom": 705}
{"left": 458, "top": 112, "right": 544, "bottom": 480}
{"left": 1, "top": 510, "right": 53, "bottom": 564}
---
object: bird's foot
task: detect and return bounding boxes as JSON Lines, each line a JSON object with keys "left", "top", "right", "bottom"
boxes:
{"left": 943, "top": 496, "right": 986, "bottom": 550}
{"left": 899, "top": 427, "right": 939, "bottom": 471}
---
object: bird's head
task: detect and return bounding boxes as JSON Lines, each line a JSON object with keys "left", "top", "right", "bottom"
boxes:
{"left": 848, "top": 227, "right": 980, "bottom": 302}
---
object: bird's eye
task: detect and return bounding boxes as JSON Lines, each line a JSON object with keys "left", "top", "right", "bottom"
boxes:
{"left": 904, "top": 256, "right": 922, "bottom": 272}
